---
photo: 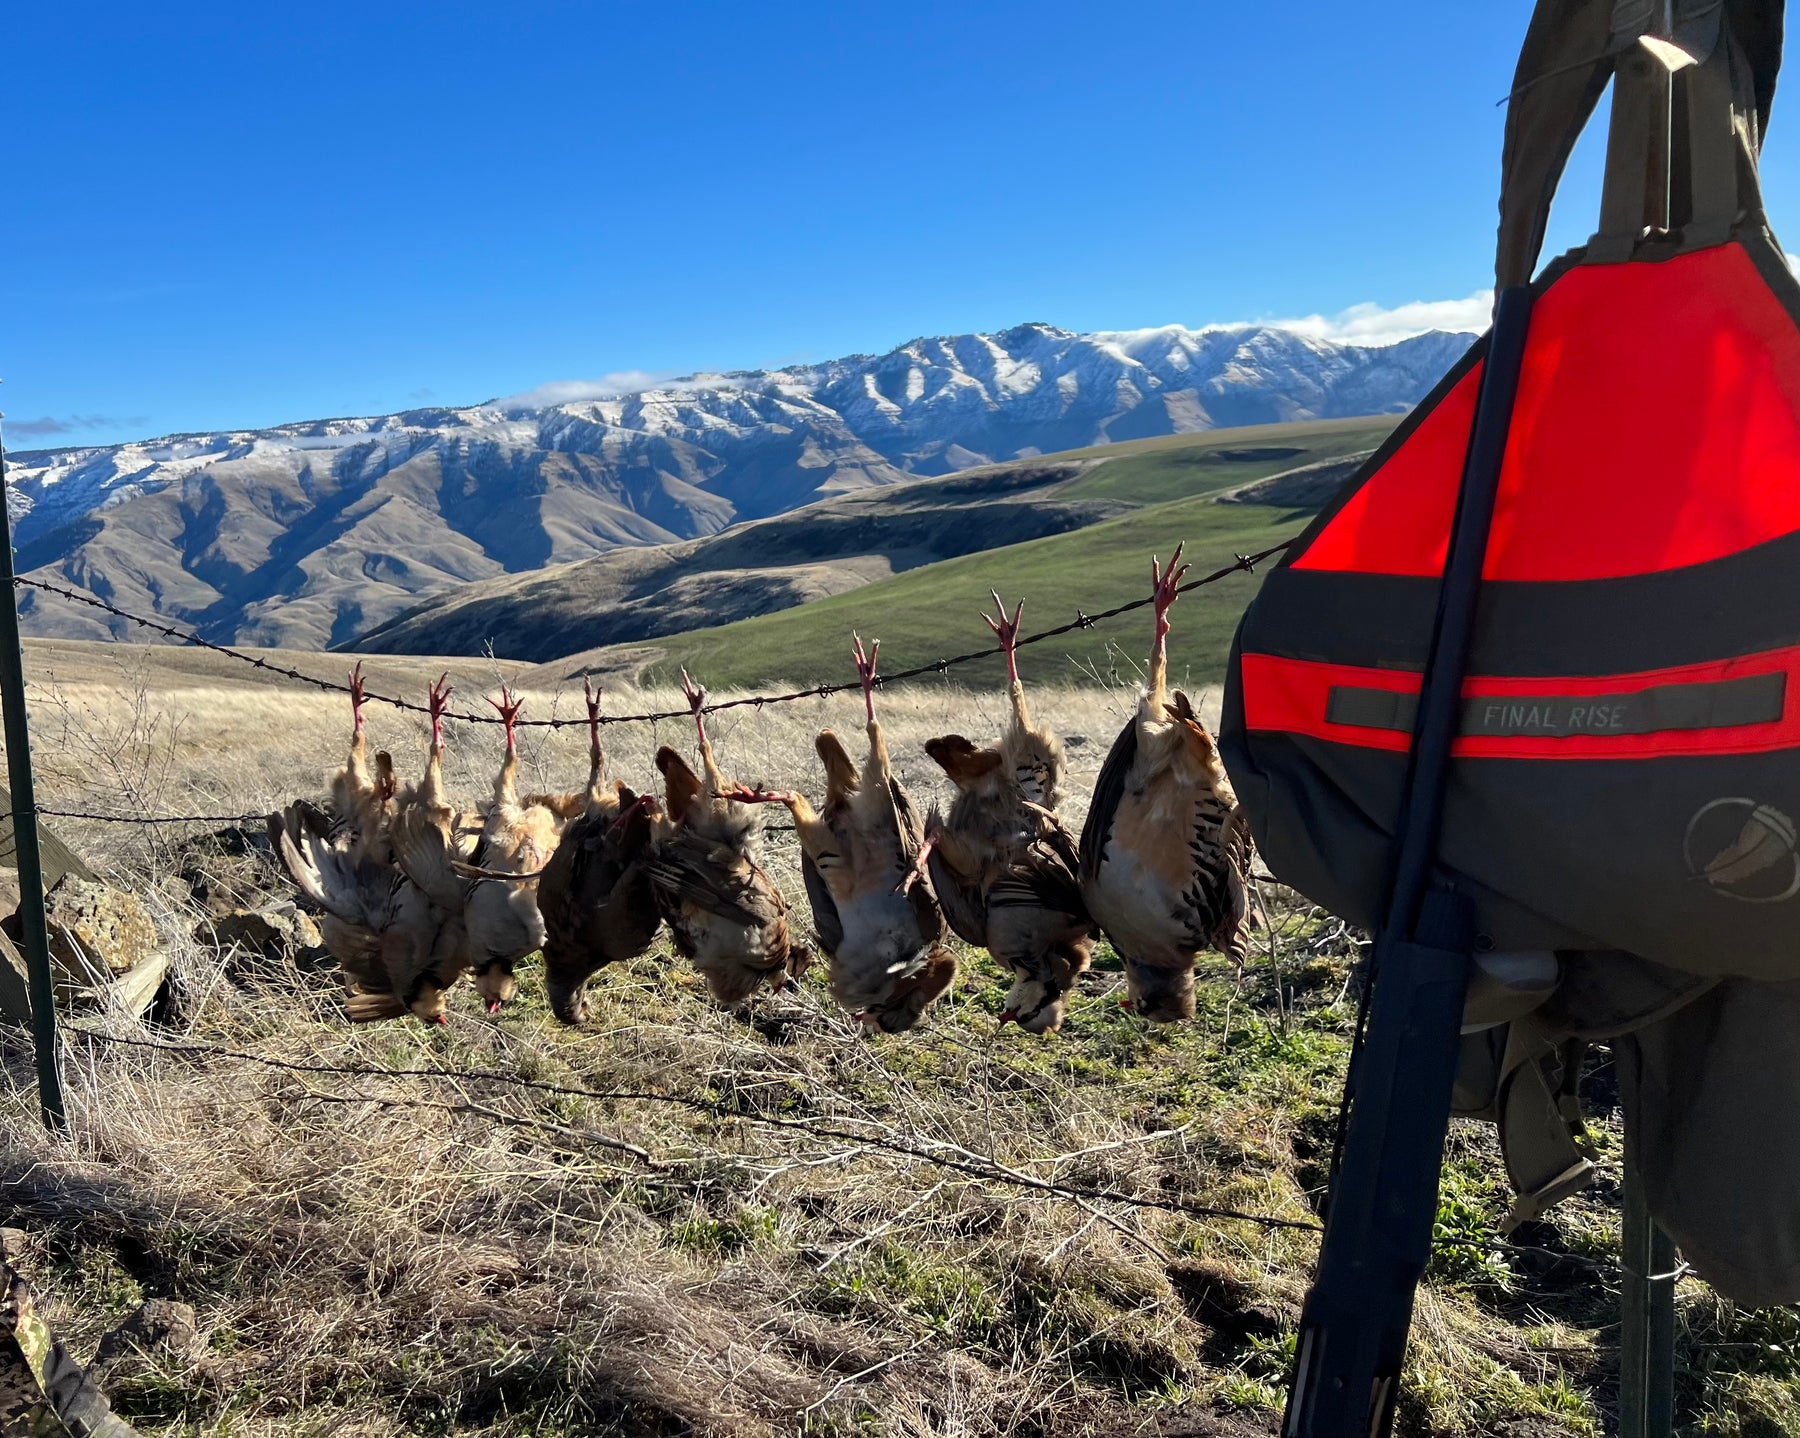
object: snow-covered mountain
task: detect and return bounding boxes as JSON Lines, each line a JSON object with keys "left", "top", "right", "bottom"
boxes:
{"left": 7, "top": 320, "right": 1473, "bottom": 649}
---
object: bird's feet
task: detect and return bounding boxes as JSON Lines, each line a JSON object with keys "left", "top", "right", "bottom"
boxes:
{"left": 1151, "top": 542, "right": 1189, "bottom": 648}
{"left": 348, "top": 661, "right": 368, "bottom": 735}
{"left": 488, "top": 685, "right": 526, "bottom": 754}
{"left": 427, "top": 673, "right": 453, "bottom": 752}
{"left": 852, "top": 632, "right": 880, "bottom": 726}
{"left": 983, "top": 590, "right": 1025, "bottom": 688}
{"left": 680, "top": 668, "right": 709, "bottom": 748}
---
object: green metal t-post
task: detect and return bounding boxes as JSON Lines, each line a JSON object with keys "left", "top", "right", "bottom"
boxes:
{"left": 0, "top": 422, "right": 67, "bottom": 1131}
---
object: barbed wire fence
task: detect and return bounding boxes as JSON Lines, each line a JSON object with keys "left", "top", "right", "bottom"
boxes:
{"left": 0, "top": 544, "right": 1636, "bottom": 1289}
{"left": 13, "top": 541, "right": 1287, "bottom": 729}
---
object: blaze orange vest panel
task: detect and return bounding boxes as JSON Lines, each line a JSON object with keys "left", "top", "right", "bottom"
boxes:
{"left": 1221, "top": 230, "right": 1800, "bottom": 980}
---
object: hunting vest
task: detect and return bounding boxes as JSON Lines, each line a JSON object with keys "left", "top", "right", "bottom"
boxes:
{"left": 1222, "top": 0, "right": 1800, "bottom": 1304}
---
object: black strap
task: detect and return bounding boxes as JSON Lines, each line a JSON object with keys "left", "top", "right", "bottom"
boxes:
{"left": 1497, "top": 0, "right": 1783, "bottom": 286}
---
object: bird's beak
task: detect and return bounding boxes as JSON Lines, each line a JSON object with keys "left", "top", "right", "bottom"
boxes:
{"left": 486, "top": 998, "right": 503, "bottom": 1015}
{"left": 433, "top": 1013, "right": 449, "bottom": 1026}
{"left": 1118, "top": 999, "right": 1136, "bottom": 1012}
{"left": 997, "top": 1009, "right": 1018, "bottom": 1028}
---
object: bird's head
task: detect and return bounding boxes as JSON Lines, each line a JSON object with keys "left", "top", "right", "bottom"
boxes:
{"left": 924, "top": 735, "right": 1005, "bottom": 793}
{"left": 408, "top": 981, "right": 452, "bottom": 1027}
{"left": 545, "top": 962, "right": 591, "bottom": 1027}
{"left": 655, "top": 745, "right": 703, "bottom": 823}
{"left": 999, "top": 977, "right": 1067, "bottom": 1035}
{"left": 374, "top": 750, "right": 398, "bottom": 803}
{"left": 850, "top": 948, "right": 956, "bottom": 1034}
{"left": 473, "top": 959, "right": 519, "bottom": 1015}
{"left": 1123, "top": 959, "right": 1196, "bottom": 1023}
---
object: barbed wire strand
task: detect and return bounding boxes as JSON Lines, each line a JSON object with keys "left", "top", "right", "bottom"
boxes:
{"left": 24, "top": 806, "right": 801, "bottom": 833}
{"left": 51, "top": 1024, "right": 1629, "bottom": 1277}
{"left": 12, "top": 539, "right": 1290, "bottom": 729}
{"left": 60, "top": 1024, "right": 1318, "bottom": 1232}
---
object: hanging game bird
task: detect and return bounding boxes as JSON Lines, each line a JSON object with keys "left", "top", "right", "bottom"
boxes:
{"left": 272, "top": 672, "right": 468, "bottom": 1024}
{"left": 392, "top": 683, "right": 563, "bottom": 1014}
{"left": 912, "top": 592, "right": 1094, "bottom": 1033}
{"left": 648, "top": 671, "right": 809, "bottom": 1005}
{"left": 733, "top": 634, "right": 955, "bottom": 1032}
{"left": 1080, "top": 545, "right": 1255, "bottom": 1021}
{"left": 535, "top": 680, "right": 664, "bottom": 1024}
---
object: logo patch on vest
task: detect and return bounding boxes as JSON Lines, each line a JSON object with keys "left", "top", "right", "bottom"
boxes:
{"left": 1684, "top": 798, "right": 1800, "bottom": 903}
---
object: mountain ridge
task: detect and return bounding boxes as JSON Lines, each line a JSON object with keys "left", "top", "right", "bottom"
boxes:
{"left": 6, "top": 320, "right": 1473, "bottom": 649}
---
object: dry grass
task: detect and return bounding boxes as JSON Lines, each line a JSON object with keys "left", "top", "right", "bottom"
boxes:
{"left": 0, "top": 640, "right": 1792, "bottom": 1437}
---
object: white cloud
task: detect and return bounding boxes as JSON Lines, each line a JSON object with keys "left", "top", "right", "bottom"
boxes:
{"left": 498, "top": 370, "right": 679, "bottom": 408}
{"left": 1235, "top": 291, "right": 1495, "bottom": 347}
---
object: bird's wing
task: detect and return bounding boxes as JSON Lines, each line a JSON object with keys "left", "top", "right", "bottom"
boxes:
{"left": 991, "top": 834, "right": 1088, "bottom": 924}
{"left": 886, "top": 780, "right": 946, "bottom": 940}
{"left": 1036, "top": 811, "right": 1084, "bottom": 880}
{"left": 320, "top": 913, "right": 386, "bottom": 990}
{"left": 646, "top": 831, "right": 764, "bottom": 926}
{"left": 389, "top": 799, "right": 470, "bottom": 913}
{"left": 274, "top": 822, "right": 390, "bottom": 929}
{"left": 926, "top": 843, "right": 988, "bottom": 946}
{"left": 381, "top": 889, "right": 469, "bottom": 1000}
{"left": 466, "top": 880, "right": 546, "bottom": 962}
{"left": 1209, "top": 805, "right": 1258, "bottom": 964}
{"left": 594, "top": 855, "right": 664, "bottom": 965}
{"left": 1078, "top": 714, "right": 1138, "bottom": 885}
{"left": 890, "top": 779, "right": 925, "bottom": 852}
{"left": 800, "top": 850, "right": 846, "bottom": 957}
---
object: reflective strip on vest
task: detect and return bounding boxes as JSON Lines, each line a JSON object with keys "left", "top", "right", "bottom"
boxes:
{"left": 1239, "top": 645, "right": 1800, "bottom": 758}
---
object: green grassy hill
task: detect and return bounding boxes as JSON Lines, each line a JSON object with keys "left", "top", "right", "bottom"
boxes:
{"left": 546, "top": 416, "right": 1393, "bottom": 692}
{"left": 1052, "top": 416, "right": 1390, "bottom": 505}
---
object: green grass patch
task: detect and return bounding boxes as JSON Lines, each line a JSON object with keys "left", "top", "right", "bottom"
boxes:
{"left": 634, "top": 489, "right": 1299, "bottom": 691}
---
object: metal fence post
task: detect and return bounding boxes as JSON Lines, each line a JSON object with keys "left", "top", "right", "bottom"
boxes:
{"left": 1620, "top": 1137, "right": 1677, "bottom": 1438}
{"left": 0, "top": 420, "right": 68, "bottom": 1131}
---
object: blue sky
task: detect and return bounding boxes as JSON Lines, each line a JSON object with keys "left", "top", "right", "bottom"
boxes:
{"left": 6, "top": 1, "right": 1792, "bottom": 448}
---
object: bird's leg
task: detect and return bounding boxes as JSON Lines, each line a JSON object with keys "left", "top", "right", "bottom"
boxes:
{"left": 487, "top": 686, "right": 526, "bottom": 807}
{"left": 1147, "top": 542, "right": 1189, "bottom": 717}
{"left": 583, "top": 676, "right": 605, "bottom": 798}
{"left": 853, "top": 632, "right": 880, "bottom": 727}
{"left": 681, "top": 668, "right": 727, "bottom": 794}
{"left": 853, "top": 632, "right": 895, "bottom": 787}
{"left": 421, "top": 674, "right": 453, "bottom": 804}
{"left": 897, "top": 821, "right": 942, "bottom": 896}
{"left": 719, "top": 783, "right": 825, "bottom": 849}
{"left": 984, "top": 590, "right": 1031, "bottom": 735}
{"left": 427, "top": 674, "right": 452, "bottom": 754}
{"left": 343, "top": 660, "right": 372, "bottom": 791}
{"left": 349, "top": 661, "right": 368, "bottom": 737}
